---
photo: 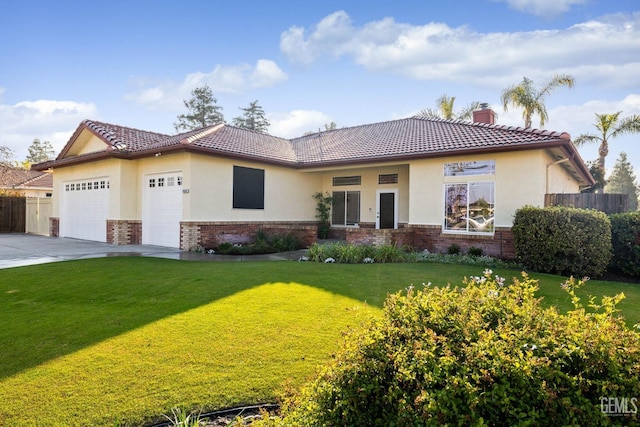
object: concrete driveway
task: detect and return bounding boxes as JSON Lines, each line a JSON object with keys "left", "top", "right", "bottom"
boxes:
{"left": 0, "top": 234, "right": 308, "bottom": 269}
{"left": 0, "top": 234, "right": 182, "bottom": 269}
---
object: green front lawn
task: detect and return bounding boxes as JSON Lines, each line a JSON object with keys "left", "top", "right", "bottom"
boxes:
{"left": 1, "top": 258, "right": 637, "bottom": 426}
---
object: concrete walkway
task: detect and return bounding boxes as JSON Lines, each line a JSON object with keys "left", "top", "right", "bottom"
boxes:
{"left": 0, "top": 234, "right": 307, "bottom": 269}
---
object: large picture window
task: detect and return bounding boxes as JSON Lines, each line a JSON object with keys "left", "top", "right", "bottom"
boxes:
{"left": 332, "top": 191, "right": 360, "bottom": 226}
{"left": 233, "top": 166, "right": 264, "bottom": 209}
{"left": 444, "top": 182, "right": 494, "bottom": 233}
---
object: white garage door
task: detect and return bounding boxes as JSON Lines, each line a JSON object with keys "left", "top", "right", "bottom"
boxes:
{"left": 60, "top": 178, "right": 110, "bottom": 242}
{"left": 142, "top": 172, "right": 183, "bottom": 248}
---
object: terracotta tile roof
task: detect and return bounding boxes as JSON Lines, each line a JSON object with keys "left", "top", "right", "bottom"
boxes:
{"left": 187, "top": 125, "right": 297, "bottom": 163}
{"left": 78, "top": 120, "right": 170, "bottom": 153}
{"left": 36, "top": 115, "right": 590, "bottom": 185}
{"left": 290, "top": 116, "right": 571, "bottom": 165}
{"left": 0, "top": 169, "right": 52, "bottom": 189}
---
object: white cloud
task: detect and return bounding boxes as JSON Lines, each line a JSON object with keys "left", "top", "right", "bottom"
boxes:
{"left": 280, "top": 11, "right": 640, "bottom": 90}
{"left": 0, "top": 99, "right": 97, "bottom": 160}
{"left": 494, "top": 0, "right": 589, "bottom": 17}
{"left": 126, "top": 59, "right": 288, "bottom": 110}
{"left": 269, "top": 110, "right": 333, "bottom": 138}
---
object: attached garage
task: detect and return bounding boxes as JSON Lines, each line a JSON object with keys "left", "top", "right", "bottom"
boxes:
{"left": 60, "top": 178, "right": 110, "bottom": 241}
{"left": 142, "top": 172, "right": 183, "bottom": 248}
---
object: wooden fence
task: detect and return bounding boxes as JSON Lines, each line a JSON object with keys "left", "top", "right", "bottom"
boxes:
{"left": 545, "top": 193, "right": 629, "bottom": 215}
{"left": 0, "top": 196, "right": 26, "bottom": 233}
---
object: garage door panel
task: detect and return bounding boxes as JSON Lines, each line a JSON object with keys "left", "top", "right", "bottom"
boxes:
{"left": 60, "top": 179, "right": 109, "bottom": 242}
{"left": 142, "top": 173, "right": 183, "bottom": 248}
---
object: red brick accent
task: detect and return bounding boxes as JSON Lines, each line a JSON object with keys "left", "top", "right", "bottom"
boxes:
{"left": 345, "top": 224, "right": 414, "bottom": 247}
{"left": 180, "top": 221, "right": 318, "bottom": 251}
{"left": 412, "top": 225, "right": 515, "bottom": 259}
{"left": 107, "top": 220, "right": 142, "bottom": 245}
{"left": 49, "top": 217, "right": 59, "bottom": 237}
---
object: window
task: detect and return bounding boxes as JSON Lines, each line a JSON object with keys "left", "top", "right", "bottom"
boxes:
{"left": 378, "top": 173, "right": 398, "bottom": 184}
{"left": 332, "top": 176, "right": 361, "bottom": 186}
{"left": 65, "top": 184, "right": 69, "bottom": 192}
{"left": 167, "top": 177, "right": 175, "bottom": 186}
{"left": 87, "top": 182, "right": 92, "bottom": 190}
{"left": 177, "top": 176, "right": 182, "bottom": 186}
{"left": 81, "top": 183, "right": 86, "bottom": 191}
{"left": 100, "top": 181, "right": 106, "bottom": 189}
{"left": 233, "top": 166, "right": 264, "bottom": 209}
{"left": 444, "top": 160, "right": 495, "bottom": 177}
{"left": 332, "top": 191, "right": 360, "bottom": 226}
{"left": 444, "top": 182, "right": 494, "bottom": 233}
{"left": 149, "top": 178, "right": 155, "bottom": 188}
{"left": 158, "top": 178, "right": 165, "bottom": 187}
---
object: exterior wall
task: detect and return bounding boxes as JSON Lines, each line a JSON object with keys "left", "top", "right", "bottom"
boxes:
{"left": 186, "top": 155, "right": 321, "bottom": 222}
{"left": 76, "top": 134, "right": 108, "bottom": 155}
{"left": 409, "top": 150, "right": 548, "bottom": 227}
{"left": 319, "top": 164, "right": 410, "bottom": 226}
{"left": 412, "top": 225, "right": 515, "bottom": 259}
{"left": 107, "top": 220, "right": 141, "bottom": 245}
{"left": 180, "top": 221, "right": 318, "bottom": 250}
{"left": 545, "top": 152, "right": 581, "bottom": 194}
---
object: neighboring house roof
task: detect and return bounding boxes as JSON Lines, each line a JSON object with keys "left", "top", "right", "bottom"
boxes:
{"left": 0, "top": 169, "right": 53, "bottom": 190}
{"left": 33, "top": 116, "right": 594, "bottom": 185}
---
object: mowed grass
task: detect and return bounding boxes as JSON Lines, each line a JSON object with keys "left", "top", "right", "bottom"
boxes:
{"left": 0, "top": 258, "right": 638, "bottom": 426}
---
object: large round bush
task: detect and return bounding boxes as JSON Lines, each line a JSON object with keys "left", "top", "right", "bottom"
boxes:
{"left": 609, "top": 211, "right": 640, "bottom": 278}
{"left": 512, "top": 206, "right": 612, "bottom": 277}
{"left": 260, "top": 272, "right": 640, "bottom": 426}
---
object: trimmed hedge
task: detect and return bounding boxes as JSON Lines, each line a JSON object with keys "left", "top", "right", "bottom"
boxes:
{"left": 512, "top": 206, "right": 612, "bottom": 277}
{"left": 255, "top": 273, "right": 640, "bottom": 426}
{"left": 610, "top": 211, "right": 640, "bottom": 278}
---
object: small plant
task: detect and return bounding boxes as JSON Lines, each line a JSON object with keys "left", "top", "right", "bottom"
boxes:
{"left": 447, "top": 243, "right": 461, "bottom": 255}
{"left": 468, "top": 246, "right": 483, "bottom": 257}
{"left": 163, "top": 407, "right": 203, "bottom": 427}
{"left": 313, "top": 192, "right": 333, "bottom": 239}
{"left": 188, "top": 245, "right": 205, "bottom": 253}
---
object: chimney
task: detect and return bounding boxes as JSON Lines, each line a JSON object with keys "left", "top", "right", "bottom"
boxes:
{"left": 473, "top": 103, "right": 495, "bottom": 125}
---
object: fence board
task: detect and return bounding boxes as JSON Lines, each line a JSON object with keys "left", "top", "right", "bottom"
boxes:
{"left": 545, "top": 193, "right": 629, "bottom": 214}
{"left": 0, "top": 196, "right": 26, "bottom": 233}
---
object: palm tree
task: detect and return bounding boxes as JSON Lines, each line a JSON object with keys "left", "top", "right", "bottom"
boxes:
{"left": 573, "top": 112, "right": 640, "bottom": 179}
{"left": 500, "top": 74, "right": 574, "bottom": 128}
{"left": 419, "top": 94, "right": 481, "bottom": 121}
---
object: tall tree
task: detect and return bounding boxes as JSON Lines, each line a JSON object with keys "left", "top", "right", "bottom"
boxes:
{"left": 500, "top": 74, "right": 574, "bottom": 128}
{"left": 581, "top": 160, "right": 607, "bottom": 193}
{"left": 0, "top": 146, "right": 16, "bottom": 190}
{"left": 605, "top": 152, "right": 639, "bottom": 211}
{"left": 232, "top": 100, "right": 270, "bottom": 133}
{"left": 174, "top": 85, "right": 224, "bottom": 132}
{"left": 419, "top": 94, "right": 481, "bottom": 121}
{"left": 324, "top": 122, "right": 337, "bottom": 131}
{"left": 25, "top": 138, "right": 55, "bottom": 163}
{"left": 573, "top": 112, "right": 640, "bottom": 179}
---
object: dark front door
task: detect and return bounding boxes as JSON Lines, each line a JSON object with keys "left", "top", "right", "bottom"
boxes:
{"left": 379, "top": 192, "right": 395, "bottom": 229}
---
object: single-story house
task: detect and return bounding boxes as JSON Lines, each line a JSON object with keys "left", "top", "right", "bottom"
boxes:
{"left": 0, "top": 169, "right": 53, "bottom": 198}
{"left": 33, "top": 107, "right": 593, "bottom": 258}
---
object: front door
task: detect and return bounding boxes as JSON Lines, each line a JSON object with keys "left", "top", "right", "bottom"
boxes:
{"left": 377, "top": 190, "right": 398, "bottom": 229}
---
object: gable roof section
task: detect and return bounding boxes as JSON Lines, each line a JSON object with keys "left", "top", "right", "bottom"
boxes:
{"left": 33, "top": 116, "right": 593, "bottom": 185}
{"left": 0, "top": 169, "right": 52, "bottom": 189}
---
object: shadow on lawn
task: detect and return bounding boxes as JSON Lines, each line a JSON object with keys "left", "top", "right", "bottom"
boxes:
{"left": 0, "top": 257, "right": 460, "bottom": 380}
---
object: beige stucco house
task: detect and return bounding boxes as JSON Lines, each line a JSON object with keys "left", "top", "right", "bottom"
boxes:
{"left": 33, "top": 108, "right": 593, "bottom": 258}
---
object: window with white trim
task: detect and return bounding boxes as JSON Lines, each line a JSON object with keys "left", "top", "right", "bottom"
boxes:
{"left": 443, "top": 160, "right": 495, "bottom": 234}
{"left": 332, "top": 191, "right": 360, "bottom": 226}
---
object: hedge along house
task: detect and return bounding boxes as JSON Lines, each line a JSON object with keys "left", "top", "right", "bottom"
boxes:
{"left": 33, "top": 107, "right": 593, "bottom": 258}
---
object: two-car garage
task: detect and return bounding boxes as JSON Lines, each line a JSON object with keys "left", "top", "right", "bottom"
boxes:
{"left": 59, "top": 172, "right": 183, "bottom": 248}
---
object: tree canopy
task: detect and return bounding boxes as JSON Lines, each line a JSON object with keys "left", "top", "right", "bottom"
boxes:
{"left": 174, "top": 85, "right": 225, "bottom": 132}
{"left": 573, "top": 112, "right": 640, "bottom": 179}
{"left": 26, "top": 138, "right": 55, "bottom": 164}
{"left": 500, "top": 74, "right": 574, "bottom": 128}
{"left": 232, "top": 100, "right": 270, "bottom": 133}
{"left": 606, "top": 152, "right": 639, "bottom": 211}
{"left": 418, "top": 94, "right": 481, "bottom": 121}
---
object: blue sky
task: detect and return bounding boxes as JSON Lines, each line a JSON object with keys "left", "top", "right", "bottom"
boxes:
{"left": 1, "top": 0, "right": 639, "bottom": 178}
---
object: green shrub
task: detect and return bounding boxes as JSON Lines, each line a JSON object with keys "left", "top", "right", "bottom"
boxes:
{"left": 447, "top": 243, "right": 461, "bottom": 255}
{"left": 609, "top": 211, "right": 640, "bottom": 278}
{"left": 512, "top": 206, "right": 612, "bottom": 277}
{"left": 468, "top": 246, "right": 483, "bottom": 257}
{"left": 259, "top": 273, "right": 640, "bottom": 426}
